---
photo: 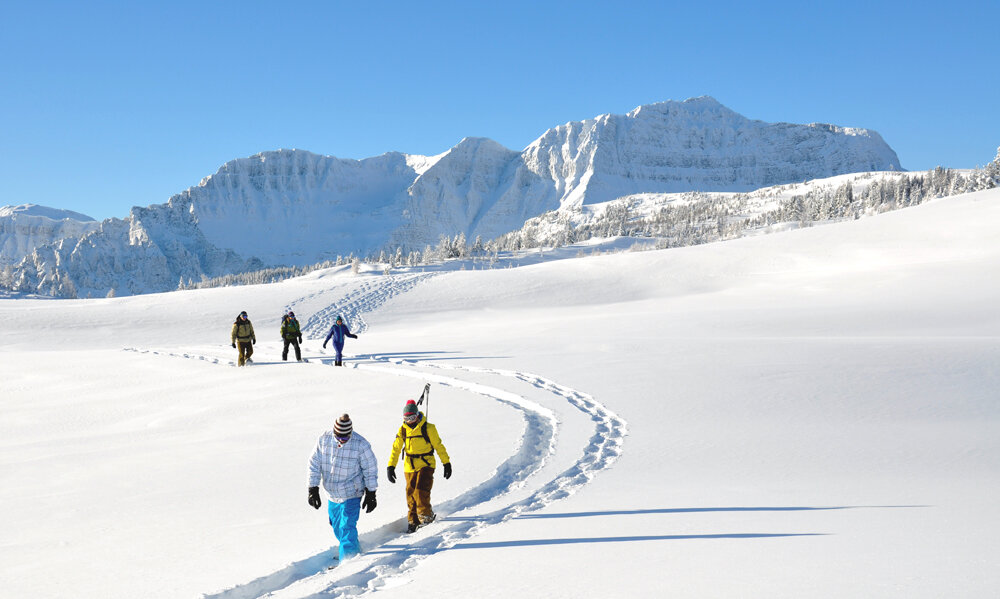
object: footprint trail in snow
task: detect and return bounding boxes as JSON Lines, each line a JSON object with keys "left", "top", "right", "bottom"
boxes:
{"left": 127, "top": 273, "right": 627, "bottom": 599}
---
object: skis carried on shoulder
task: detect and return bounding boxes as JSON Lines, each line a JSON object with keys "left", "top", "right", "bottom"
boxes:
{"left": 416, "top": 383, "right": 430, "bottom": 418}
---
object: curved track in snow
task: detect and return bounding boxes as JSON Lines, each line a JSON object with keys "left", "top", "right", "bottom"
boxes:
{"left": 129, "top": 273, "right": 628, "bottom": 598}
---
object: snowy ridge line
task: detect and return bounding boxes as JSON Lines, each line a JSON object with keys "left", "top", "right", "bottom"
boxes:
{"left": 292, "top": 273, "right": 437, "bottom": 340}
{"left": 297, "top": 356, "right": 627, "bottom": 598}
{"left": 200, "top": 360, "right": 558, "bottom": 599}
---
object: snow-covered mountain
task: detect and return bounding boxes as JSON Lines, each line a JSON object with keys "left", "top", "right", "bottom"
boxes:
{"left": 3, "top": 97, "right": 902, "bottom": 297}
{"left": 520, "top": 97, "right": 901, "bottom": 207}
{"left": 0, "top": 204, "right": 99, "bottom": 267}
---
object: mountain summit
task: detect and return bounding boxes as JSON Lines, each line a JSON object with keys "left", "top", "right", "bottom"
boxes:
{"left": 522, "top": 96, "right": 900, "bottom": 208}
{"left": 2, "top": 98, "right": 902, "bottom": 297}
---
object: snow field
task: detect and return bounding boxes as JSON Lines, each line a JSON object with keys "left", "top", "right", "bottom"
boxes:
{"left": 1, "top": 188, "right": 999, "bottom": 597}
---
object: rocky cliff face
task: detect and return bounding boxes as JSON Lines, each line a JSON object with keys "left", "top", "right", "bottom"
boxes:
{"left": 519, "top": 97, "right": 901, "bottom": 207}
{"left": 0, "top": 205, "right": 99, "bottom": 267}
{"left": 4, "top": 97, "right": 902, "bottom": 297}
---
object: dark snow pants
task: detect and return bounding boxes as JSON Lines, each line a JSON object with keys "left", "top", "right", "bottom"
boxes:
{"left": 282, "top": 338, "right": 301, "bottom": 361}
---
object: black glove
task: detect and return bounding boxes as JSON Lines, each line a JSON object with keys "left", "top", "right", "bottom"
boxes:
{"left": 252, "top": 339, "right": 256, "bottom": 345}
{"left": 386, "top": 466, "right": 396, "bottom": 484}
{"left": 322, "top": 342, "right": 327, "bottom": 349}
{"left": 232, "top": 342, "right": 236, "bottom": 348}
{"left": 443, "top": 462, "right": 452, "bottom": 479}
{"left": 308, "top": 486, "right": 321, "bottom": 509}
{"left": 298, "top": 335, "right": 303, "bottom": 343}
{"left": 362, "top": 488, "right": 377, "bottom": 513}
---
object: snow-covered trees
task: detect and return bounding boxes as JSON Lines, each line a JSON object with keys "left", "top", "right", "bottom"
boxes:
{"left": 6, "top": 147, "right": 998, "bottom": 298}
{"left": 984, "top": 147, "right": 1000, "bottom": 186}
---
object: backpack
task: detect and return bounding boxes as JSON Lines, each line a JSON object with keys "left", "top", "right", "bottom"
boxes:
{"left": 397, "top": 421, "right": 434, "bottom": 469}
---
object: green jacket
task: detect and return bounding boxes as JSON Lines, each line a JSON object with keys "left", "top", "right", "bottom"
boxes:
{"left": 281, "top": 316, "right": 302, "bottom": 340}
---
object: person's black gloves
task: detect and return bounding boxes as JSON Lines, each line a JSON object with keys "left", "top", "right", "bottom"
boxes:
{"left": 362, "top": 488, "right": 377, "bottom": 513}
{"left": 443, "top": 463, "right": 452, "bottom": 479}
{"left": 298, "top": 335, "right": 303, "bottom": 343}
{"left": 322, "top": 342, "right": 327, "bottom": 349}
{"left": 232, "top": 342, "right": 236, "bottom": 348}
{"left": 387, "top": 466, "right": 396, "bottom": 484}
{"left": 252, "top": 339, "right": 256, "bottom": 345}
{"left": 308, "top": 486, "right": 321, "bottom": 509}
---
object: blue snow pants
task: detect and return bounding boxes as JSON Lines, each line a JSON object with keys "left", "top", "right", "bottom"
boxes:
{"left": 333, "top": 341, "right": 345, "bottom": 363}
{"left": 328, "top": 496, "right": 362, "bottom": 560}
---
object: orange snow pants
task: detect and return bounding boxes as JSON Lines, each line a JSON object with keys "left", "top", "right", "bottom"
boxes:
{"left": 404, "top": 467, "right": 435, "bottom": 525}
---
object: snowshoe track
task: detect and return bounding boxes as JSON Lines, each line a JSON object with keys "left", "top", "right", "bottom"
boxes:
{"left": 288, "top": 273, "right": 434, "bottom": 340}
{"left": 125, "top": 273, "right": 627, "bottom": 598}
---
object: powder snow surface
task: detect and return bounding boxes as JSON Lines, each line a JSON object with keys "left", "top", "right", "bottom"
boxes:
{"left": 1, "top": 188, "right": 997, "bottom": 598}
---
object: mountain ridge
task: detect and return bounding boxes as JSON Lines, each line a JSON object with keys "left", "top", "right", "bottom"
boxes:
{"left": 1, "top": 97, "right": 903, "bottom": 297}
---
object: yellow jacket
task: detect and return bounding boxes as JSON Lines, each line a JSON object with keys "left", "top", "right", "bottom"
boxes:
{"left": 388, "top": 414, "right": 450, "bottom": 472}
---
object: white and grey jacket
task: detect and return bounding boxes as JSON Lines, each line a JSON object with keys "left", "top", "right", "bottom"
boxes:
{"left": 308, "top": 431, "right": 379, "bottom": 503}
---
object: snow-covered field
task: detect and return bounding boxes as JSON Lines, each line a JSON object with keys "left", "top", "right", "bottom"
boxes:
{"left": 2, "top": 188, "right": 998, "bottom": 598}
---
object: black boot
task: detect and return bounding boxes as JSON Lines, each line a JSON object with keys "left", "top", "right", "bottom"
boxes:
{"left": 406, "top": 522, "right": 418, "bottom": 533}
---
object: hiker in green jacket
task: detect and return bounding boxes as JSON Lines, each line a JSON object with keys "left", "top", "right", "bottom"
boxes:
{"left": 281, "top": 310, "right": 304, "bottom": 362}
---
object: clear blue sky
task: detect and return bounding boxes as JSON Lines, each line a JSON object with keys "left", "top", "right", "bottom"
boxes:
{"left": 2, "top": 0, "right": 997, "bottom": 220}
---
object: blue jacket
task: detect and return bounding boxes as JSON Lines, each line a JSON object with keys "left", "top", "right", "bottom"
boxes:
{"left": 324, "top": 322, "right": 357, "bottom": 346}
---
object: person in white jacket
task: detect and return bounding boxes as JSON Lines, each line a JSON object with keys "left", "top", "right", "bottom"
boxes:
{"left": 307, "top": 414, "right": 378, "bottom": 561}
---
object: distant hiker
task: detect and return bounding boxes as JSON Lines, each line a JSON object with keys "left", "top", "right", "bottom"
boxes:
{"left": 322, "top": 315, "right": 358, "bottom": 366}
{"left": 230, "top": 311, "right": 256, "bottom": 367}
{"left": 281, "top": 310, "right": 304, "bottom": 362}
{"left": 387, "top": 400, "right": 451, "bottom": 533}
{"left": 308, "top": 414, "right": 378, "bottom": 562}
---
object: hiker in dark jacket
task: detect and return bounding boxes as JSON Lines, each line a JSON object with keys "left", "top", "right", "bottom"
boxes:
{"left": 323, "top": 315, "right": 357, "bottom": 366}
{"left": 230, "top": 311, "right": 256, "bottom": 366}
{"left": 281, "top": 310, "right": 303, "bottom": 362}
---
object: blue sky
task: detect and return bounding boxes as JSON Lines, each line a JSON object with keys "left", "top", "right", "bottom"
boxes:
{"left": 2, "top": 0, "right": 997, "bottom": 220}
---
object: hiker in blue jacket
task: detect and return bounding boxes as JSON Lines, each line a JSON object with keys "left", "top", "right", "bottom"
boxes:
{"left": 323, "top": 315, "right": 358, "bottom": 366}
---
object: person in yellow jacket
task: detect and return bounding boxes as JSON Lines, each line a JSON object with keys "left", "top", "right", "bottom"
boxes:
{"left": 230, "top": 311, "right": 256, "bottom": 366}
{"left": 387, "top": 399, "right": 451, "bottom": 533}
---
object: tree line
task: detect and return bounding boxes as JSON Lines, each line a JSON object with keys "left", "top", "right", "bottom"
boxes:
{"left": 6, "top": 150, "right": 999, "bottom": 296}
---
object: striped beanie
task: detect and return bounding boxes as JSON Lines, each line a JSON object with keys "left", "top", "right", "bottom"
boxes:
{"left": 334, "top": 414, "right": 353, "bottom": 437}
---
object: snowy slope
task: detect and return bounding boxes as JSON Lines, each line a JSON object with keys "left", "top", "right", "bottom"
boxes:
{"left": 3, "top": 98, "right": 901, "bottom": 297}
{"left": 1, "top": 186, "right": 997, "bottom": 598}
